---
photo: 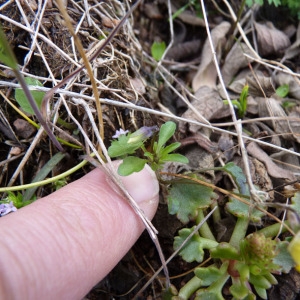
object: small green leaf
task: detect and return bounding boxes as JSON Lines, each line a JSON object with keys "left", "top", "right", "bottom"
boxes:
{"left": 23, "top": 152, "right": 66, "bottom": 201}
{"left": 249, "top": 274, "right": 271, "bottom": 289}
{"left": 230, "top": 279, "right": 256, "bottom": 300}
{"left": 151, "top": 41, "right": 166, "bottom": 61}
{"left": 282, "top": 101, "right": 296, "bottom": 109}
{"left": 157, "top": 121, "right": 176, "bottom": 152}
{"left": 160, "top": 142, "right": 181, "bottom": 156}
{"left": 221, "top": 162, "right": 249, "bottom": 195}
{"left": 117, "top": 156, "right": 147, "bottom": 176}
{"left": 276, "top": 84, "right": 289, "bottom": 98}
{"left": 239, "top": 84, "right": 249, "bottom": 117}
{"left": 174, "top": 227, "right": 218, "bottom": 263}
{"left": 108, "top": 134, "right": 143, "bottom": 157}
{"left": 290, "top": 191, "right": 300, "bottom": 216}
{"left": 0, "top": 27, "right": 18, "bottom": 69}
{"left": 274, "top": 241, "right": 294, "bottom": 273}
{"left": 161, "top": 153, "right": 189, "bottom": 164}
{"left": 172, "top": 3, "right": 189, "bottom": 20}
{"left": 15, "top": 77, "right": 45, "bottom": 115}
{"left": 252, "top": 285, "right": 267, "bottom": 300}
{"left": 195, "top": 290, "right": 225, "bottom": 300}
{"left": 168, "top": 178, "right": 216, "bottom": 223}
{"left": 210, "top": 242, "right": 240, "bottom": 260}
{"left": 226, "top": 195, "right": 264, "bottom": 222}
{"left": 194, "top": 266, "right": 224, "bottom": 286}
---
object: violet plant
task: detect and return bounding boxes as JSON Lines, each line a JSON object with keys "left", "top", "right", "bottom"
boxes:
{"left": 108, "top": 121, "right": 188, "bottom": 176}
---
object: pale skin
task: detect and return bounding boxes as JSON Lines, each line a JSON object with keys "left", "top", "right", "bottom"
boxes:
{"left": 0, "top": 163, "right": 159, "bottom": 299}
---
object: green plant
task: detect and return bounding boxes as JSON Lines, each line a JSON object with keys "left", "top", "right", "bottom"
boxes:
{"left": 163, "top": 163, "right": 295, "bottom": 299}
{"left": 108, "top": 121, "right": 188, "bottom": 176}
{"left": 15, "top": 77, "right": 45, "bottom": 115}
{"left": 224, "top": 84, "right": 249, "bottom": 118}
{"left": 276, "top": 84, "right": 289, "bottom": 98}
{"left": 172, "top": 0, "right": 203, "bottom": 20}
{"left": 151, "top": 41, "right": 166, "bottom": 61}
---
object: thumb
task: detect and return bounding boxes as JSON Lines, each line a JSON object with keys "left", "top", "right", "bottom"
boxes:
{"left": 0, "top": 163, "right": 159, "bottom": 300}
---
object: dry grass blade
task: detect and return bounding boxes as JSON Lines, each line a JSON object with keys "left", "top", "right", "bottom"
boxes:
{"left": 55, "top": 0, "right": 104, "bottom": 142}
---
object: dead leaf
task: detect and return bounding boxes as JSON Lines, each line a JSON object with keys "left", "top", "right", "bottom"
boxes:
{"left": 246, "top": 142, "right": 295, "bottom": 181}
{"left": 13, "top": 119, "right": 36, "bottom": 139}
{"left": 10, "top": 147, "right": 22, "bottom": 156}
{"left": 247, "top": 73, "right": 275, "bottom": 97}
{"left": 166, "top": 40, "right": 201, "bottom": 61}
{"left": 192, "top": 21, "right": 231, "bottom": 91}
{"left": 284, "top": 23, "right": 300, "bottom": 60}
{"left": 288, "top": 111, "right": 300, "bottom": 143}
{"left": 181, "top": 86, "right": 227, "bottom": 133}
{"left": 252, "top": 158, "right": 273, "bottom": 199}
{"left": 184, "top": 145, "right": 215, "bottom": 179}
{"left": 129, "top": 77, "right": 146, "bottom": 95}
{"left": 254, "top": 22, "right": 291, "bottom": 56}
{"left": 142, "top": 3, "right": 163, "bottom": 19}
{"left": 221, "top": 43, "right": 253, "bottom": 86}
{"left": 218, "top": 133, "right": 235, "bottom": 162}
{"left": 257, "top": 97, "right": 293, "bottom": 140}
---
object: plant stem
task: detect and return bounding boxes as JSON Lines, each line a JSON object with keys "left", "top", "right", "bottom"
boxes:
{"left": 196, "top": 209, "right": 216, "bottom": 241}
{"left": 257, "top": 221, "right": 289, "bottom": 238}
{"left": 177, "top": 276, "right": 202, "bottom": 299}
{"left": 0, "top": 157, "right": 89, "bottom": 192}
{"left": 207, "top": 271, "right": 230, "bottom": 296}
{"left": 229, "top": 217, "right": 249, "bottom": 250}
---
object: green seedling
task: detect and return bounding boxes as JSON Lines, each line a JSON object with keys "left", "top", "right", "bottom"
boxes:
{"left": 151, "top": 41, "right": 166, "bottom": 61}
{"left": 276, "top": 84, "right": 289, "bottom": 98}
{"left": 224, "top": 84, "right": 249, "bottom": 118}
{"left": 108, "top": 121, "right": 188, "bottom": 176}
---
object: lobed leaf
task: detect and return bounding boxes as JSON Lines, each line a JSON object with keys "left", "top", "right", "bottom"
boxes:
{"left": 168, "top": 179, "right": 215, "bottom": 223}
{"left": 108, "top": 134, "right": 143, "bottom": 157}
{"left": 226, "top": 195, "right": 264, "bottom": 222}
{"left": 194, "top": 265, "right": 224, "bottom": 286}
{"left": 174, "top": 227, "right": 218, "bottom": 263}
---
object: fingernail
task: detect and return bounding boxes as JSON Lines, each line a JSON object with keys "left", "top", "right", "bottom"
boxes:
{"left": 120, "top": 163, "right": 159, "bottom": 204}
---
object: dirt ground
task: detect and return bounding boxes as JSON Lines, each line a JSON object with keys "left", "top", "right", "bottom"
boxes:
{"left": 1, "top": 0, "right": 300, "bottom": 299}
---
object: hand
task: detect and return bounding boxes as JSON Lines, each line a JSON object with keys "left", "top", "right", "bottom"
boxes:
{"left": 0, "top": 163, "right": 159, "bottom": 299}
